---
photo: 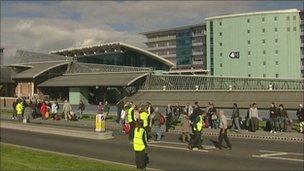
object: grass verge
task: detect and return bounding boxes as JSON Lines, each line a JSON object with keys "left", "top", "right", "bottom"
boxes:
{"left": 0, "top": 143, "right": 135, "bottom": 170}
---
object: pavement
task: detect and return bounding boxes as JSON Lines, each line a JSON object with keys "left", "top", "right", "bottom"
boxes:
{"left": 1, "top": 126, "right": 303, "bottom": 170}
{"left": 1, "top": 114, "right": 303, "bottom": 142}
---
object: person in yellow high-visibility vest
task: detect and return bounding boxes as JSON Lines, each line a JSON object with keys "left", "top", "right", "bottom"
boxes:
{"left": 139, "top": 105, "right": 150, "bottom": 140}
{"left": 133, "top": 119, "right": 148, "bottom": 170}
{"left": 128, "top": 103, "right": 136, "bottom": 141}
{"left": 188, "top": 111, "right": 205, "bottom": 150}
{"left": 16, "top": 100, "right": 24, "bottom": 121}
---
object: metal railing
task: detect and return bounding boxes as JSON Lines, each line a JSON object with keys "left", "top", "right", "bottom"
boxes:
{"left": 142, "top": 74, "right": 304, "bottom": 90}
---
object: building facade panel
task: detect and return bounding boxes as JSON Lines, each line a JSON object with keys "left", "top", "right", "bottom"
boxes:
{"left": 206, "top": 9, "right": 301, "bottom": 78}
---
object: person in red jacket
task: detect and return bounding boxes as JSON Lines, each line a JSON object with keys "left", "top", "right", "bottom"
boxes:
{"left": 40, "top": 102, "right": 48, "bottom": 120}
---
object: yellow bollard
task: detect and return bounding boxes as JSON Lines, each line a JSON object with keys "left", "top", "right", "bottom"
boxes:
{"left": 95, "top": 114, "right": 106, "bottom": 132}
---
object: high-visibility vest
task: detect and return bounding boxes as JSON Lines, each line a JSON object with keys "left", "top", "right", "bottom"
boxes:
{"left": 140, "top": 112, "right": 149, "bottom": 128}
{"left": 133, "top": 127, "right": 146, "bottom": 151}
{"left": 193, "top": 115, "right": 204, "bottom": 132}
{"left": 16, "top": 103, "right": 23, "bottom": 115}
{"left": 128, "top": 107, "right": 134, "bottom": 123}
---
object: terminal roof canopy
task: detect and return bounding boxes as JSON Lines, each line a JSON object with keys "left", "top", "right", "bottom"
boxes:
{"left": 11, "top": 61, "right": 69, "bottom": 79}
{"left": 38, "top": 72, "right": 148, "bottom": 87}
{"left": 12, "top": 50, "right": 67, "bottom": 64}
{"left": 50, "top": 42, "right": 175, "bottom": 69}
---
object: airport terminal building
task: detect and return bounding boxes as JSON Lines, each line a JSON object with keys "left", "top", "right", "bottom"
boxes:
{"left": 1, "top": 9, "right": 303, "bottom": 107}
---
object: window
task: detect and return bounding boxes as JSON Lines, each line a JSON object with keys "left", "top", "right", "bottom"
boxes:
{"left": 248, "top": 40, "right": 251, "bottom": 45}
{"left": 220, "top": 53, "right": 222, "bottom": 57}
{"left": 293, "top": 27, "right": 296, "bottom": 31}
{"left": 248, "top": 51, "right": 251, "bottom": 55}
{"left": 220, "top": 43, "right": 222, "bottom": 46}
{"left": 247, "top": 19, "right": 250, "bottom": 23}
{"left": 248, "top": 74, "right": 251, "bottom": 77}
{"left": 220, "top": 63, "right": 223, "bottom": 67}
{"left": 262, "top": 28, "right": 265, "bottom": 33}
{"left": 262, "top": 17, "right": 265, "bottom": 22}
{"left": 263, "top": 74, "right": 266, "bottom": 77}
{"left": 276, "top": 74, "right": 279, "bottom": 78}
{"left": 219, "top": 32, "right": 222, "bottom": 36}
{"left": 274, "top": 16, "right": 277, "bottom": 21}
{"left": 275, "top": 39, "right": 278, "bottom": 43}
{"left": 275, "top": 28, "right": 278, "bottom": 32}
{"left": 219, "top": 22, "right": 222, "bottom": 26}
{"left": 293, "top": 16, "right": 296, "bottom": 20}
{"left": 263, "top": 50, "right": 266, "bottom": 54}
{"left": 248, "top": 62, "right": 251, "bottom": 66}
{"left": 287, "top": 16, "right": 290, "bottom": 21}
{"left": 262, "top": 39, "right": 266, "bottom": 44}
{"left": 275, "top": 50, "right": 278, "bottom": 54}
{"left": 275, "top": 61, "right": 279, "bottom": 65}
{"left": 263, "top": 61, "right": 266, "bottom": 65}
{"left": 287, "top": 27, "right": 290, "bottom": 31}
{"left": 247, "top": 30, "right": 250, "bottom": 34}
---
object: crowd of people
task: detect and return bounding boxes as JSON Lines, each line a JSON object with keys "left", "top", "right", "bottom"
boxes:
{"left": 116, "top": 101, "right": 304, "bottom": 169}
{"left": 11, "top": 97, "right": 86, "bottom": 122}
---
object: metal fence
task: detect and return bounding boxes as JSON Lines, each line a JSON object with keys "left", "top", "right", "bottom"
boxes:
{"left": 142, "top": 74, "right": 304, "bottom": 90}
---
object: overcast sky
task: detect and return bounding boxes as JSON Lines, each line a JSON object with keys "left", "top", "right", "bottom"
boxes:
{"left": 1, "top": 0, "right": 302, "bottom": 64}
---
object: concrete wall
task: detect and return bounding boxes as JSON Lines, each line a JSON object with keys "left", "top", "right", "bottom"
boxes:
{"left": 69, "top": 87, "right": 89, "bottom": 105}
{"left": 125, "top": 90, "right": 304, "bottom": 109}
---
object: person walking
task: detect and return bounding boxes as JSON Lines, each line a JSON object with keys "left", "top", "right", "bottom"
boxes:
{"left": 97, "top": 101, "right": 104, "bottom": 114}
{"left": 139, "top": 105, "right": 150, "bottom": 141}
{"left": 165, "top": 104, "right": 173, "bottom": 132}
{"left": 278, "top": 104, "right": 288, "bottom": 132}
{"left": 128, "top": 103, "right": 136, "bottom": 141}
{"left": 11, "top": 98, "right": 18, "bottom": 120}
{"left": 181, "top": 113, "right": 191, "bottom": 143}
{"left": 63, "top": 100, "right": 72, "bottom": 121}
{"left": 77, "top": 100, "right": 85, "bottom": 119}
{"left": 188, "top": 111, "right": 205, "bottom": 150}
{"left": 51, "top": 101, "right": 59, "bottom": 119}
{"left": 40, "top": 101, "right": 48, "bottom": 120}
{"left": 269, "top": 102, "right": 278, "bottom": 133}
{"left": 208, "top": 103, "right": 217, "bottom": 129}
{"left": 104, "top": 101, "right": 110, "bottom": 118}
{"left": 296, "top": 104, "right": 304, "bottom": 133}
{"left": 231, "top": 103, "right": 241, "bottom": 132}
{"left": 249, "top": 103, "right": 259, "bottom": 132}
{"left": 153, "top": 107, "right": 164, "bottom": 141}
{"left": 184, "top": 103, "right": 193, "bottom": 116}
{"left": 217, "top": 110, "right": 232, "bottom": 150}
{"left": 133, "top": 120, "right": 148, "bottom": 170}
{"left": 16, "top": 100, "right": 24, "bottom": 121}
{"left": 116, "top": 101, "right": 124, "bottom": 123}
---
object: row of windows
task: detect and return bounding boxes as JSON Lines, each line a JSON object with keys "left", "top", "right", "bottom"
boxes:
{"left": 247, "top": 74, "right": 279, "bottom": 78}
{"left": 219, "top": 15, "right": 297, "bottom": 26}
{"left": 218, "top": 38, "right": 280, "bottom": 48}
{"left": 246, "top": 16, "right": 297, "bottom": 23}
{"left": 219, "top": 61, "right": 279, "bottom": 67}
{"left": 219, "top": 49, "right": 279, "bottom": 57}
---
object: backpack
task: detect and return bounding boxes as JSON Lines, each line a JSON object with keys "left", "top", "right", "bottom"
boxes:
{"left": 159, "top": 114, "right": 166, "bottom": 125}
{"left": 123, "top": 123, "right": 131, "bottom": 134}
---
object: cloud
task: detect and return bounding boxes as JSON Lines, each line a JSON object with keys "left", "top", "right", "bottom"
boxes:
{"left": 1, "top": 1, "right": 302, "bottom": 64}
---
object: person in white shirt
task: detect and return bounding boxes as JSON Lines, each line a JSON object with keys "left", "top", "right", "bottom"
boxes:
{"left": 217, "top": 110, "right": 232, "bottom": 150}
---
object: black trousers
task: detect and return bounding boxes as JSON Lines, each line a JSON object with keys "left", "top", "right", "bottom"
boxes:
{"left": 129, "top": 122, "right": 135, "bottom": 140}
{"left": 189, "top": 131, "right": 202, "bottom": 149}
{"left": 135, "top": 150, "right": 147, "bottom": 169}
{"left": 218, "top": 129, "right": 231, "bottom": 149}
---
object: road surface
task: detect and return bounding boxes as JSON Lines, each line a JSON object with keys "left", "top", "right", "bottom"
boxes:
{"left": 1, "top": 128, "right": 303, "bottom": 170}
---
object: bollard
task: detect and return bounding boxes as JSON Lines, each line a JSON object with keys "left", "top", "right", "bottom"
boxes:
{"left": 95, "top": 114, "right": 106, "bottom": 132}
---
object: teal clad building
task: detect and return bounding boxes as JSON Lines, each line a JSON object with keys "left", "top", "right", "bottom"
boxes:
{"left": 205, "top": 9, "right": 301, "bottom": 78}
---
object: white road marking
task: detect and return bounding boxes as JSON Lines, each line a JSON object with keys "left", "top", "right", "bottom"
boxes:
{"left": 259, "top": 150, "right": 304, "bottom": 156}
{"left": 252, "top": 150, "right": 304, "bottom": 162}
{"left": 148, "top": 143, "right": 208, "bottom": 153}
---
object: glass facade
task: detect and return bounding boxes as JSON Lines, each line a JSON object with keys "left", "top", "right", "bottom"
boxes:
{"left": 176, "top": 29, "right": 192, "bottom": 66}
{"left": 77, "top": 50, "right": 170, "bottom": 70}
